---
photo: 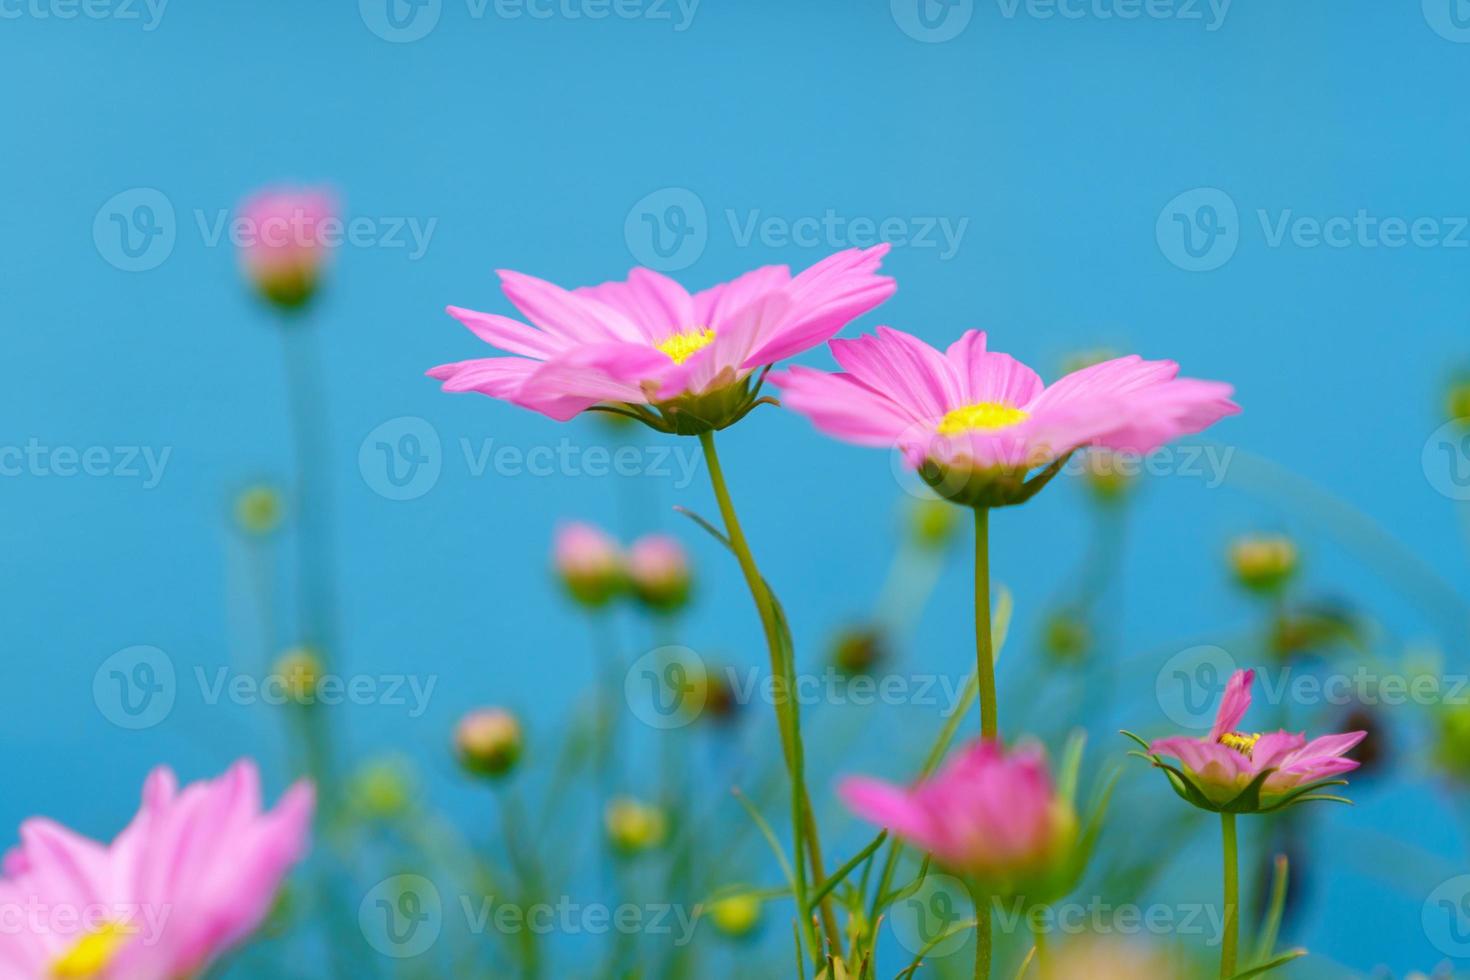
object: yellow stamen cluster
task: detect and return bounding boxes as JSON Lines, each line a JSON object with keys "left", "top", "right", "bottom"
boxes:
{"left": 1217, "top": 731, "right": 1262, "bottom": 757}
{"left": 52, "top": 922, "right": 136, "bottom": 978}
{"left": 655, "top": 327, "right": 716, "bottom": 365}
{"left": 936, "top": 402, "right": 1030, "bottom": 436}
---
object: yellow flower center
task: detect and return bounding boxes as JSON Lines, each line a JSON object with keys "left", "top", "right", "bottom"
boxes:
{"left": 1217, "top": 731, "right": 1262, "bottom": 757}
{"left": 655, "top": 327, "right": 716, "bottom": 365}
{"left": 52, "top": 921, "right": 136, "bottom": 978}
{"left": 936, "top": 402, "right": 1030, "bottom": 436}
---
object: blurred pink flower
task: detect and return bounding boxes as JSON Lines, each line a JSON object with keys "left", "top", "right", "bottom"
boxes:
{"left": 1149, "top": 669, "right": 1366, "bottom": 808}
{"left": 771, "top": 327, "right": 1238, "bottom": 506}
{"left": 237, "top": 186, "right": 338, "bottom": 309}
{"left": 626, "top": 534, "right": 691, "bottom": 612}
{"left": 0, "top": 760, "right": 313, "bottom": 980}
{"left": 429, "top": 246, "right": 895, "bottom": 431}
{"left": 840, "top": 740, "right": 1074, "bottom": 883}
{"left": 553, "top": 521, "right": 624, "bottom": 607}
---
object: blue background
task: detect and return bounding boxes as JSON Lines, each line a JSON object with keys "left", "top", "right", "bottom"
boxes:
{"left": 3, "top": 0, "right": 1469, "bottom": 974}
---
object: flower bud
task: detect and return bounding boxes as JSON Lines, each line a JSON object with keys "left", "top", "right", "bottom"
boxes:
{"left": 908, "top": 497, "right": 959, "bottom": 550}
{"left": 1080, "top": 449, "right": 1134, "bottom": 503}
{"left": 627, "top": 534, "right": 692, "bottom": 613}
{"left": 347, "top": 757, "right": 415, "bottom": 820}
{"left": 831, "top": 626, "right": 886, "bottom": 676}
{"left": 1446, "top": 375, "right": 1470, "bottom": 423}
{"left": 1227, "top": 534, "right": 1298, "bottom": 595}
{"left": 237, "top": 187, "right": 337, "bottom": 311}
{"left": 604, "top": 797, "right": 667, "bottom": 854}
{"left": 455, "top": 708, "right": 523, "bottom": 779}
{"left": 1042, "top": 611, "right": 1091, "bottom": 663}
{"left": 271, "top": 648, "right": 322, "bottom": 705}
{"left": 1434, "top": 703, "right": 1470, "bottom": 782}
{"left": 553, "top": 522, "right": 625, "bottom": 608}
{"left": 707, "top": 894, "right": 761, "bottom": 938}
{"left": 235, "top": 484, "right": 284, "bottom": 535}
{"left": 688, "top": 663, "right": 738, "bottom": 722}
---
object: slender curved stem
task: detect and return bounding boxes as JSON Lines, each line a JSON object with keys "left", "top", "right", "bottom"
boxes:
{"left": 974, "top": 508, "right": 997, "bottom": 738}
{"left": 1221, "top": 812, "right": 1239, "bottom": 978}
{"left": 697, "top": 431, "right": 839, "bottom": 958}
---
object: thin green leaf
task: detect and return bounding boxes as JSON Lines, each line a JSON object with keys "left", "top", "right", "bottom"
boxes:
{"left": 1226, "top": 947, "right": 1307, "bottom": 979}
{"left": 673, "top": 505, "right": 732, "bottom": 548}
{"left": 1056, "top": 729, "right": 1088, "bottom": 807}
{"left": 1011, "top": 944, "right": 1037, "bottom": 980}
{"left": 731, "top": 787, "right": 796, "bottom": 893}
{"left": 1251, "top": 855, "right": 1289, "bottom": 967}
{"left": 809, "top": 833, "right": 888, "bottom": 913}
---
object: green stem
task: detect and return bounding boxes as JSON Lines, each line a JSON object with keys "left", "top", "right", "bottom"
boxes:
{"left": 1030, "top": 904, "right": 1049, "bottom": 971}
{"left": 973, "top": 892, "right": 991, "bottom": 980}
{"left": 1221, "top": 812, "right": 1239, "bottom": 978}
{"left": 697, "top": 430, "right": 838, "bottom": 959}
{"left": 974, "top": 508, "right": 997, "bottom": 738}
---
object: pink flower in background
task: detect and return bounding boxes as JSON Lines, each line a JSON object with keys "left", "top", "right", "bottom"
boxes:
{"left": 429, "top": 246, "right": 895, "bottom": 432}
{"left": 237, "top": 186, "right": 338, "bottom": 309}
{"left": 0, "top": 760, "right": 313, "bottom": 980}
{"left": 1149, "top": 669, "right": 1366, "bottom": 808}
{"left": 553, "top": 521, "right": 625, "bottom": 607}
{"left": 772, "top": 327, "right": 1238, "bottom": 507}
{"left": 840, "top": 740, "right": 1074, "bottom": 883}
{"left": 626, "top": 534, "right": 692, "bottom": 613}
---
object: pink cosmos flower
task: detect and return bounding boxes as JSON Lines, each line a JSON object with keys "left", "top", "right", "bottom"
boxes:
{"left": 840, "top": 740, "right": 1074, "bottom": 884}
{"left": 771, "top": 327, "right": 1238, "bottom": 507}
{"left": 553, "top": 521, "right": 624, "bottom": 607}
{"left": 1148, "top": 669, "right": 1366, "bottom": 810}
{"left": 0, "top": 760, "right": 313, "bottom": 980}
{"left": 429, "top": 246, "right": 895, "bottom": 433}
{"left": 237, "top": 186, "right": 338, "bottom": 309}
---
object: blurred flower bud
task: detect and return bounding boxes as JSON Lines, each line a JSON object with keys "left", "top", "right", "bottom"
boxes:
{"left": 271, "top": 647, "right": 322, "bottom": 705}
{"left": 235, "top": 484, "right": 284, "bottom": 535}
{"left": 1080, "top": 449, "right": 1135, "bottom": 503}
{"left": 627, "top": 534, "right": 692, "bottom": 613}
{"left": 1340, "top": 706, "right": 1386, "bottom": 776}
{"left": 237, "top": 187, "right": 337, "bottom": 311}
{"left": 689, "top": 663, "right": 739, "bottom": 723}
{"left": 830, "top": 626, "right": 886, "bottom": 676}
{"left": 1268, "top": 600, "right": 1358, "bottom": 658}
{"left": 1446, "top": 375, "right": 1470, "bottom": 424}
{"left": 604, "top": 797, "right": 667, "bottom": 854}
{"left": 1043, "top": 610, "right": 1091, "bottom": 664}
{"left": 707, "top": 894, "right": 762, "bottom": 938}
{"left": 553, "top": 522, "right": 625, "bottom": 608}
{"left": 455, "top": 708, "right": 523, "bottom": 779}
{"left": 1228, "top": 534, "right": 1298, "bottom": 595}
{"left": 347, "top": 757, "right": 415, "bottom": 820}
{"left": 1060, "top": 348, "right": 1122, "bottom": 375}
{"left": 1434, "top": 703, "right": 1470, "bottom": 782}
{"left": 1042, "top": 937, "right": 1175, "bottom": 980}
{"left": 908, "top": 496, "right": 959, "bottom": 550}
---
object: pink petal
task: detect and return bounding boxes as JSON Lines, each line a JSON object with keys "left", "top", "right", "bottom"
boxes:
{"left": 498, "top": 269, "right": 644, "bottom": 344}
{"left": 770, "top": 366, "right": 919, "bottom": 446}
{"left": 743, "top": 245, "right": 896, "bottom": 367}
{"left": 839, "top": 777, "right": 935, "bottom": 848}
{"left": 829, "top": 326, "right": 958, "bottom": 421}
{"left": 574, "top": 267, "right": 694, "bottom": 342}
{"left": 445, "top": 305, "right": 564, "bottom": 359}
{"left": 1210, "top": 669, "right": 1255, "bottom": 740}
{"left": 693, "top": 264, "right": 790, "bottom": 331}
